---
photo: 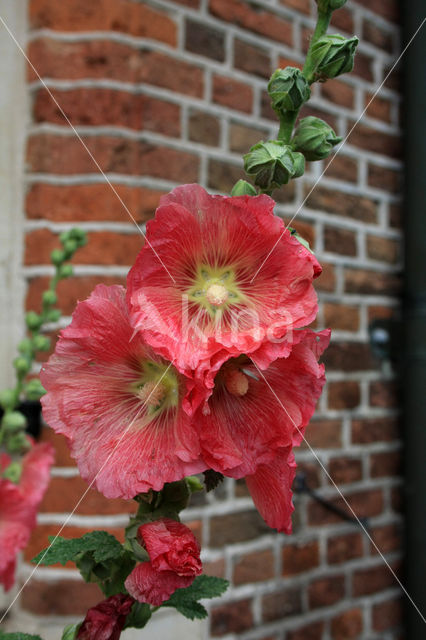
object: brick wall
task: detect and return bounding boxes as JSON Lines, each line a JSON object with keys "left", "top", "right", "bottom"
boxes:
{"left": 8, "top": 0, "right": 405, "bottom": 637}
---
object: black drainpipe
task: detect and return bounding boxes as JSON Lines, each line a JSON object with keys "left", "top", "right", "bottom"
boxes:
{"left": 402, "top": 2, "right": 426, "bottom": 637}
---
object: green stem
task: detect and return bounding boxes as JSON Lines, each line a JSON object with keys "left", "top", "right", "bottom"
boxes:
{"left": 278, "top": 111, "right": 298, "bottom": 143}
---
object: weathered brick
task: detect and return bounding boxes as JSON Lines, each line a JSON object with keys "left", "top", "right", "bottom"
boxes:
{"left": 203, "top": 558, "right": 225, "bottom": 578}
{"left": 185, "top": 19, "right": 225, "bottom": 61}
{"left": 330, "top": 5, "right": 354, "bottom": 33}
{"left": 352, "top": 561, "right": 400, "bottom": 596}
{"left": 210, "top": 0, "right": 292, "bottom": 45}
{"left": 320, "top": 79, "right": 355, "bottom": 109}
{"left": 316, "top": 262, "right": 336, "bottom": 292}
{"left": 188, "top": 110, "right": 221, "bottom": 146}
{"left": 367, "top": 234, "right": 400, "bottom": 263}
{"left": 323, "top": 342, "right": 376, "bottom": 372}
{"left": 300, "top": 419, "right": 342, "bottom": 449}
{"left": 352, "top": 51, "right": 374, "bottom": 82}
{"left": 209, "top": 510, "right": 270, "bottom": 547}
{"left": 331, "top": 608, "right": 363, "bottom": 640}
{"left": 296, "top": 461, "right": 321, "bottom": 489}
{"left": 324, "top": 303, "right": 360, "bottom": 332}
{"left": 370, "top": 523, "right": 403, "bottom": 555}
{"left": 372, "top": 597, "right": 403, "bottom": 631}
{"left": 234, "top": 39, "right": 271, "bottom": 78}
{"left": 326, "top": 155, "right": 358, "bottom": 183}
{"left": 324, "top": 226, "right": 357, "bottom": 256}
{"left": 212, "top": 74, "right": 253, "bottom": 113}
{"left": 370, "top": 450, "right": 402, "bottom": 477}
{"left": 327, "top": 532, "right": 363, "bottom": 564}
{"left": 211, "top": 598, "right": 253, "bottom": 635}
{"left": 355, "top": 0, "right": 399, "bottom": 22}
{"left": 26, "top": 183, "right": 163, "bottom": 223}
{"left": 279, "top": 0, "right": 310, "bottom": 15}
{"left": 233, "top": 549, "right": 275, "bottom": 585}
{"left": 328, "top": 381, "right": 361, "bottom": 410}
{"left": 329, "top": 456, "right": 363, "bottom": 484}
{"left": 208, "top": 158, "right": 246, "bottom": 193}
{"left": 389, "top": 203, "right": 402, "bottom": 228}
{"left": 21, "top": 579, "right": 102, "bottom": 615}
{"left": 282, "top": 540, "right": 319, "bottom": 575}
{"left": 370, "top": 380, "right": 399, "bottom": 408}
{"left": 352, "top": 416, "right": 400, "bottom": 444}
{"left": 28, "top": 40, "right": 204, "bottom": 97}
{"left": 305, "top": 185, "right": 378, "bottom": 223}
{"left": 344, "top": 268, "right": 401, "bottom": 296}
{"left": 287, "top": 621, "right": 325, "bottom": 640}
{"left": 262, "top": 587, "right": 302, "bottom": 622}
{"left": 30, "top": 0, "right": 177, "bottom": 45}
{"left": 229, "top": 122, "right": 267, "bottom": 154}
{"left": 308, "top": 575, "right": 345, "bottom": 609}
{"left": 39, "top": 427, "right": 74, "bottom": 467}
{"left": 308, "top": 489, "right": 384, "bottom": 525}
{"left": 367, "top": 304, "right": 398, "bottom": 323}
{"left": 34, "top": 88, "right": 181, "bottom": 136}
{"left": 348, "top": 123, "right": 402, "bottom": 158}
{"left": 368, "top": 164, "right": 402, "bottom": 194}
{"left": 365, "top": 92, "right": 393, "bottom": 122}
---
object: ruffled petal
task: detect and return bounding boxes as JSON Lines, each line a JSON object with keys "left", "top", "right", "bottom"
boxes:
{"left": 125, "top": 562, "right": 194, "bottom": 607}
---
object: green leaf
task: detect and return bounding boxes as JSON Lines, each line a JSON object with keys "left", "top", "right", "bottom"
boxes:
{"left": 124, "top": 602, "right": 152, "bottom": 629}
{"left": 161, "top": 575, "right": 229, "bottom": 621}
{"left": 168, "top": 600, "right": 208, "bottom": 620}
{"left": 0, "top": 634, "right": 44, "bottom": 640}
{"left": 61, "top": 623, "right": 81, "bottom": 640}
{"left": 32, "top": 531, "right": 123, "bottom": 566}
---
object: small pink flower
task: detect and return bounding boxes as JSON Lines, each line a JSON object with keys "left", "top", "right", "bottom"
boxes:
{"left": 76, "top": 593, "right": 134, "bottom": 640}
{"left": 125, "top": 518, "right": 202, "bottom": 606}
{"left": 40, "top": 285, "right": 206, "bottom": 500}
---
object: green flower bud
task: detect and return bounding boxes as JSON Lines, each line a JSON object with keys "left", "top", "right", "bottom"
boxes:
{"left": 69, "top": 227, "right": 88, "bottom": 246}
{"left": 186, "top": 475, "right": 204, "bottom": 493}
{"left": 0, "top": 389, "right": 16, "bottom": 410}
{"left": 2, "top": 461, "right": 22, "bottom": 484}
{"left": 2, "top": 410, "right": 27, "bottom": 432}
{"left": 32, "top": 334, "right": 51, "bottom": 352}
{"left": 63, "top": 239, "right": 78, "bottom": 256}
{"left": 310, "top": 34, "right": 358, "bottom": 81}
{"left": 46, "top": 308, "right": 61, "bottom": 322}
{"left": 244, "top": 141, "right": 305, "bottom": 190}
{"left": 292, "top": 116, "right": 342, "bottom": 160}
{"left": 268, "top": 67, "right": 311, "bottom": 113}
{"left": 42, "top": 290, "right": 57, "bottom": 306}
{"left": 58, "top": 264, "right": 74, "bottom": 279}
{"left": 25, "top": 311, "right": 43, "bottom": 331}
{"left": 316, "top": 0, "right": 347, "bottom": 11}
{"left": 13, "top": 357, "right": 31, "bottom": 376}
{"left": 25, "top": 378, "right": 46, "bottom": 401}
{"left": 6, "top": 431, "right": 30, "bottom": 454}
{"left": 51, "top": 249, "right": 65, "bottom": 266}
{"left": 18, "top": 338, "right": 33, "bottom": 355}
{"left": 231, "top": 179, "right": 257, "bottom": 197}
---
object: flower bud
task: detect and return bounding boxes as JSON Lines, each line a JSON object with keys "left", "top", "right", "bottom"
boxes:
{"left": 268, "top": 67, "right": 311, "bottom": 113}
{"left": 25, "top": 311, "right": 43, "bottom": 331}
{"left": 13, "top": 357, "right": 31, "bottom": 376}
{"left": 46, "top": 309, "right": 61, "bottom": 322}
{"left": 292, "top": 116, "right": 342, "bottom": 160}
{"left": 231, "top": 179, "right": 257, "bottom": 197}
{"left": 310, "top": 34, "right": 358, "bottom": 81}
{"left": 2, "top": 461, "right": 22, "bottom": 484}
{"left": 58, "top": 264, "right": 74, "bottom": 279}
{"left": 42, "top": 290, "right": 57, "bottom": 306}
{"left": 243, "top": 141, "right": 305, "bottom": 190}
{"left": 186, "top": 475, "right": 204, "bottom": 493}
{"left": 63, "top": 239, "right": 78, "bottom": 256}
{"left": 32, "top": 334, "right": 51, "bottom": 352}
{"left": 18, "top": 338, "right": 33, "bottom": 355}
{"left": 25, "top": 378, "right": 46, "bottom": 401}
{"left": 0, "top": 389, "right": 16, "bottom": 410}
{"left": 69, "top": 227, "right": 88, "bottom": 246}
{"left": 6, "top": 431, "right": 31, "bottom": 454}
{"left": 315, "top": 0, "right": 347, "bottom": 11}
{"left": 2, "top": 410, "right": 27, "bottom": 432}
{"left": 51, "top": 248, "right": 65, "bottom": 266}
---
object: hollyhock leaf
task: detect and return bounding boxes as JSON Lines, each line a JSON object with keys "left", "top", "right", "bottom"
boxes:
{"left": 203, "top": 470, "right": 224, "bottom": 492}
{"left": 175, "top": 575, "right": 229, "bottom": 599}
{"left": 32, "top": 531, "right": 123, "bottom": 566}
{"left": 61, "top": 624, "right": 81, "bottom": 640}
{"left": 0, "top": 635, "right": 44, "bottom": 640}
{"left": 123, "top": 602, "right": 152, "bottom": 629}
{"left": 163, "top": 599, "right": 208, "bottom": 620}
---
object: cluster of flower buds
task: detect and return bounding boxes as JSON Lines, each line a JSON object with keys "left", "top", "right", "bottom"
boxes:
{"left": 291, "top": 116, "right": 342, "bottom": 160}
{"left": 268, "top": 67, "right": 311, "bottom": 116}
{"left": 243, "top": 140, "right": 305, "bottom": 190}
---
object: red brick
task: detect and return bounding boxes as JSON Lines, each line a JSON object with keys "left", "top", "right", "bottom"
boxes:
{"left": 352, "top": 561, "right": 400, "bottom": 596}
{"left": 316, "top": 262, "right": 336, "bottom": 292}
{"left": 189, "top": 110, "right": 221, "bottom": 147}
{"left": 277, "top": 55, "right": 303, "bottom": 71}
{"left": 185, "top": 19, "right": 225, "bottom": 62}
{"left": 389, "top": 203, "right": 402, "bottom": 228}
{"left": 329, "top": 456, "right": 363, "bottom": 484}
{"left": 368, "top": 165, "right": 402, "bottom": 194}
{"left": 391, "top": 486, "right": 403, "bottom": 513}
{"left": 328, "top": 381, "right": 361, "bottom": 410}
{"left": 348, "top": 123, "right": 402, "bottom": 158}
{"left": 370, "top": 380, "right": 399, "bottom": 408}
{"left": 354, "top": 0, "right": 399, "bottom": 23}
{"left": 308, "top": 575, "right": 345, "bottom": 609}
{"left": 262, "top": 587, "right": 302, "bottom": 622}
{"left": 324, "top": 226, "right": 357, "bottom": 256}
{"left": 208, "top": 158, "right": 246, "bottom": 193}
{"left": 344, "top": 268, "right": 401, "bottom": 296}
{"left": 324, "top": 342, "right": 375, "bottom": 372}
{"left": 282, "top": 541, "right": 319, "bottom": 575}
{"left": 209, "top": 510, "right": 270, "bottom": 547}
{"left": 203, "top": 558, "right": 225, "bottom": 578}
{"left": 212, "top": 75, "right": 253, "bottom": 113}
{"left": 326, "top": 155, "right": 358, "bottom": 183}
{"left": 211, "top": 599, "right": 253, "bottom": 635}
{"left": 308, "top": 489, "right": 384, "bottom": 525}
{"left": 34, "top": 88, "right": 180, "bottom": 136}
{"left": 27, "top": 135, "right": 199, "bottom": 182}
{"left": 305, "top": 185, "right": 378, "bottom": 223}
{"left": 352, "top": 51, "right": 374, "bottom": 82}
{"left": 367, "top": 235, "right": 400, "bottom": 262}
{"left": 39, "top": 427, "right": 74, "bottom": 467}
{"left": 327, "top": 532, "right": 363, "bottom": 564}
{"left": 367, "top": 304, "right": 398, "bottom": 323}
{"left": 168, "top": 0, "right": 199, "bottom": 6}
{"left": 287, "top": 622, "right": 324, "bottom": 640}
{"left": 229, "top": 122, "right": 268, "bottom": 154}
{"left": 365, "top": 92, "right": 393, "bottom": 122}
{"left": 279, "top": 0, "right": 310, "bottom": 15}
{"left": 324, "top": 303, "right": 360, "bottom": 332}
{"left": 234, "top": 39, "right": 271, "bottom": 78}
{"left": 211, "top": 0, "right": 292, "bottom": 45}
{"left": 301, "top": 419, "right": 342, "bottom": 449}
{"left": 25, "top": 229, "right": 143, "bottom": 266}
{"left": 370, "top": 523, "right": 402, "bottom": 555}
{"left": 352, "top": 417, "right": 399, "bottom": 444}
{"left": 370, "top": 450, "right": 402, "bottom": 477}
{"left": 373, "top": 597, "right": 403, "bottom": 631}
{"left": 331, "top": 608, "right": 363, "bottom": 639}
{"left": 21, "top": 578, "right": 102, "bottom": 615}
{"left": 321, "top": 79, "right": 355, "bottom": 109}
{"left": 28, "top": 40, "right": 204, "bottom": 97}
{"left": 296, "top": 461, "right": 321, "bottom": 489}
{"left": 233, "top": 549, "right": 275, "bottom": 585}
{"left": 330, "top": 6, "right": 354, "bottom": 33}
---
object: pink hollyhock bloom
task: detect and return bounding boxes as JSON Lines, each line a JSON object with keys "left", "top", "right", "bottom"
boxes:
{"left": 0, "top": 441, "right": 54, "bottom": 590}
{"left": 40, "top": 284, "right": 206, "bottom": 500}
{"left": 76, "top": 593, "right": 134, "bottom": 640}
{"left": 196, "top": 329, "right": 330, "bottom": 532}
{"left": 125, "top": 518, "right": 202, "bottom": 606}
{"left": 127, "top": 184, "right": 321, "bottom": 373}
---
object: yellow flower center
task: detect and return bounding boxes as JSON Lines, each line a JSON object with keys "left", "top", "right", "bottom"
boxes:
{"left": 206, "top": 283, "right": 228, "bottom": 306}
{"left": 186, "top": 264, "right": 247, "bottom": 317}
{"left": 133, "top": 360, "right": 179, "bottom": 416}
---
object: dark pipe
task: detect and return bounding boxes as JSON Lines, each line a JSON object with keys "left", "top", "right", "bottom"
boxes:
{"left": 402, "top": 2, "right": 426, "bottom": 636}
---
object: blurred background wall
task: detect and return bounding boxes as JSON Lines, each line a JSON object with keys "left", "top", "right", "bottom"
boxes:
{"left": 1, "top": 0, "right": 404, "bottom": 638}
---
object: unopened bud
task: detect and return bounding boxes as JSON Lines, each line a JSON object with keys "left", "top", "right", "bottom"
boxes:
{"left": 292, "top": 116, "right": 342, "bottom": 160}
{"left": 25, "top": 378, "right": 46, "bottom": 401}
{"left": 6, "top": 431, "right": 30, "bottom": 453}
{"left": 58, "top": 264, "right": 73, "bottom": 279}
{"left": 18, "top": 338, "right": 33, "bottom": 355}
{"left": 13, "top": 357, "right": 31, "bottom": 376}
{"left": 231, "top": 179, "right": 257, "bottom": 197}
{"left": 0, "top": 389, "right": 16, "bottom": 411}
{"left": 51, "top": 249, "right": 65, "bottom": 266}
{"left": 25, "top": 311, "right": 43, "bottom": 331}
{"left": 316, "top": 0, "right": 347, "bottom": 11}
{"left": 69, "top": 227, "right": 88, "bottom": 246}
{"left": 2, "top": 410, "right": 27, "bottom": 432}
{"left": 32, "top": 334, "right": 51, "bottom": 352}
{"left": 243, "top": 141, "right": 305, "bottom": 190}
{"left": 42, "top": 290, "right": 57, "bottom": 306}
{"left": 186, "top": 476, "right": 204, "bottom": 493}
{"left": 268, "top": 67, "right": 311, "bottom": 113}
{"left": 2, "top": 461, "right": 22, "bottom": 484}
{"left": 46, "top": 309, "right": 61, "bottom": 322}
{"left": 63, "top": 239, "right": 78, "bottom": 256}
{"left": 310, "top": 34, "right": 358, "bottom": 81}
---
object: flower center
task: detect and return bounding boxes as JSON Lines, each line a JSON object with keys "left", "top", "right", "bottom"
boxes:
{"left": 137, "top": 381, "right": 167, "bottom": 408}
{"left": 206, "top": 283, "right": 228, "bottom": 306}
{"left": 186, "top": 264, "right": 248, "bottom": 317}
{"left": 223, "top": 368, "right": 249, "bottom": 396}
{"left": 133, "top": 360, "right": 179, "bottom": 416}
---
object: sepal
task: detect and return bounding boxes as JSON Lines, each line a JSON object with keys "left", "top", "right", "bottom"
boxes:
{"left": 291, "top": 116, "right": 342, "bottom": 160}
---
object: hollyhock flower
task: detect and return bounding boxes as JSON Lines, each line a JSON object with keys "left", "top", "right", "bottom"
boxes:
{"left": 125, "top": 518, "right": 202, "bottom": 606}
{"left": 196, "top": 329, "right": 330, "bottom": 532}
{"left": 76, "top": 593, "right": 134, "bottom": 640}
{"left": 40, "top": 284, "right": 206, "bottom": 500}
{"left": 127, "top": 184, "right": 321, "bottom": 374}
{"left": 0, "top": 441, "right": 54, "bottom": 590}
